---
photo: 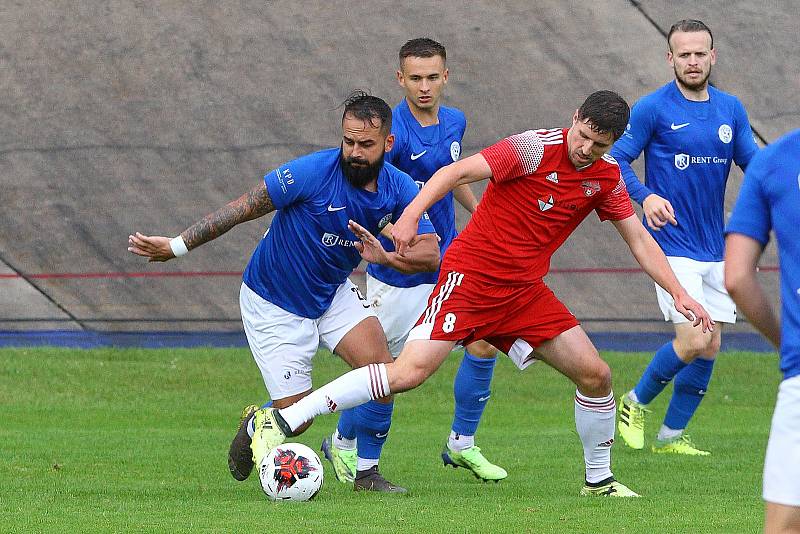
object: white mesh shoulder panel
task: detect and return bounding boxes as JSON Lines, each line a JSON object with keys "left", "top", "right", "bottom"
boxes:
{"left": 506, "top": 130, "right": 546, "bottom": 174}
{"left": 612, "top": 177, "right": 627, "bottom": 195}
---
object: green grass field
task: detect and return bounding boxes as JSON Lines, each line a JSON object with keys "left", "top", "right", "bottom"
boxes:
{"left": 0, "top": 347, "right": 780, "bottom": 533}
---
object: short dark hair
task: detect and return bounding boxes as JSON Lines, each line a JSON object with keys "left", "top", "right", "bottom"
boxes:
{"left": 399, "top": 37, "right": 446, "bottom": 65}
{"left": 341, "top": 90, "right": 392, "bottom": 134}
{"left": 577, "top": 91, "right": 630, "bottom": 141}
{"left": 668, "top": 19, "right": 713, "bottom": 50}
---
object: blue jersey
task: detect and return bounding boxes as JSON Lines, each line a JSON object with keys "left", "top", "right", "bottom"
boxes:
{"left": 725, "top": 129, "right": 800, "bottom": 380}
{"left": 611, "top": 82, "right": 758, "bottom": 261}
{"left": 242, "top": 148, "right": 436, "bottom": 319}
{"left": 366, "top": 99, "right": 467, "bottom": 287}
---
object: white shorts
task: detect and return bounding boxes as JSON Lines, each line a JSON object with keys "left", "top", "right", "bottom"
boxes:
{"left": 655, "top": 257, "right": 736, "bottom": 324}
{"left": 239, "top": 280, "right": 376, "bottom": 400}
{"left": 366, "top": 274, "right": 434, "bottom": 358}
{"left": 763, "top": 375, "right": 800, "bottom": 506}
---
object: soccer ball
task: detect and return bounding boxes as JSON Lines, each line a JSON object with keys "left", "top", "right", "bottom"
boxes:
{"left": 258, "top": 443, "right": 324, "bottom": 501}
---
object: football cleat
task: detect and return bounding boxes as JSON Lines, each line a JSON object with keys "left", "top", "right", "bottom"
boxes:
{"left": 618, "top": 394, "right": 650, "bottom": 450}
{"left": 580, "top": 476, "right": 640, "bottom": 497}
{"left": 652, "top": 434, "right": 710, "bottom": 456}
{"left": 320, "top": 435, "right": 357, "bottom": 483}
{"left": 442, "top": 444, "right": 508, "bottom": 482}
{"left": 250, "top": 408, "right": 290, "bottom": 465}
{"left": 353, "top": 466, "right": 407, "bottom": 493}
{"left": 228, "top": 404, "right": 259, "bottom": 481}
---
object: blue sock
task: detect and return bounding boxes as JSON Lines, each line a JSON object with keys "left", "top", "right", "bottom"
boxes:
{"left": 664, "top": 357, "right": 715, "bottom": 430}
{"left": 335, "top": 408, "right": 357, "bottom": 441}
{"left": 452, "top": 350, "right": 497, "bottom": 436}
{"left": 633, "top": 342, "right": 687, "bottom": 405}
{"left": 260, "top": 400, "right": 273, "bottom": 409}
{"left": 354, "top": 400, "right": 394, "bottom": 462}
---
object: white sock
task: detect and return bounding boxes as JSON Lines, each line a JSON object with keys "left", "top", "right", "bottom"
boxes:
{"left": 246, "top": 415, "right": 255, "bottom": 438}
{"left": 356, "top": 457, "right": 379, "bottom": 472}
{"left": 657, "top": 425, "right": 683, "bottom": 442}
{"left": 448, "top": 431, "right": 474, "bottom": 451}
{"left": 575, "top": 390, "right": 616, "bottom": 484}
{"left": 333, "top": 431, "right": 356, "bottom": 451}
{"left": 279, "top": 363, "right": 390, "bottom": 432}
{"left": 627, "top": 390, "right": 641, "bottom": 404}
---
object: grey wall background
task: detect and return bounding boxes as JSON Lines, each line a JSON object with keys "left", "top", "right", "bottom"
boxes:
{"left": 1, "top": 1, "right": 794, "bottom": 334}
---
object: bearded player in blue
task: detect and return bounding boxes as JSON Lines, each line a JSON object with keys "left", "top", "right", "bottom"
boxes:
{"left": 610, "top": 20, "right": 758, "bottom": 455}
{"left": 128, "top": 92, "right": 439, "bottom": 493}
{"left": 724, "top": 129, "right": 800, "bottom": 534}
{"left": 321, "top": 39, "right": 506, "bottom": 484}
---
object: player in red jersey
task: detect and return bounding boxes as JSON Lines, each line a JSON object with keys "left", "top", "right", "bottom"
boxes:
{"left": 249, "top": 91, "right": 714, "bottom": 497}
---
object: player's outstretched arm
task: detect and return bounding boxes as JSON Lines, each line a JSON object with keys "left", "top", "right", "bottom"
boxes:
{"left": 392, "top": 153, "right": 491, "bottom": 255}
{"left": 612, "top": 215, "right": 714, "bottom": 332}
{"left": 128, "top": 181, "right": 275, "bottom": 262}
{"left": 724, "top": 233, "right": 780, "bottom": 348}
{"left": 348, "top": 220, "right": 440, "bottom": 274}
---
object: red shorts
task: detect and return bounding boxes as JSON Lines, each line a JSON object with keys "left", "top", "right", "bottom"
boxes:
{"left": 409, "top": 270, "right": 579, "bottom": 354}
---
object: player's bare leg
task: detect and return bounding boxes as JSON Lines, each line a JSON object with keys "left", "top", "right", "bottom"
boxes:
{"left": 276, "top": 337, "right": 455, "bottom": 429}
{"left": 764, "top": 502, "right": 800, "bottom": 534}
{"left": 336, "top": 316, "right": 395, "bottom": 368}
{"left": 250, "top": 317, "right": 393, "bottom": 486}
{"left": 385, "top": 338, "right": 457, "bottom": 392}
{"left": 535, "top": 325, "right": 638, "bottom": 497}
{"left": 255, "top": 337, "right": 455, "bottom": 492}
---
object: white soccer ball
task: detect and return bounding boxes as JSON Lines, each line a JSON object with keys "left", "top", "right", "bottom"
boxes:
{"left": 258, "top": 443, "right": 324, "bottom": 501}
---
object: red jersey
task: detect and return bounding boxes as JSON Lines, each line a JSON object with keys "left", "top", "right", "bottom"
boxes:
{"left": 442, "top": 128, "right": 634, "bottom": 284}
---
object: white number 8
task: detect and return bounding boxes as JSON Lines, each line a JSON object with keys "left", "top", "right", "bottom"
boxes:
{"left": 442, "top": 313, "right": 457, "bottom": 333}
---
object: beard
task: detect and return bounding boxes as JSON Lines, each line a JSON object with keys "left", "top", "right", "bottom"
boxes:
{"left": 675, "top": 66, "right": 711, "bottom": 91}
{"left": 340, "top": 150, "right": 385, "bottom": 189}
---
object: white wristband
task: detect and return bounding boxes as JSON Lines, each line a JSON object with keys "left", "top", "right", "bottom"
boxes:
{"left": 169, "top": 235, "right": 189, "bottom": 257}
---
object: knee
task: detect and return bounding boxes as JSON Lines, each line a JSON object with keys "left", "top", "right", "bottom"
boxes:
{"left": 679, "top": 332, "right": 719, "bottom": 359}
{"left": 466, "top": 340, "right": 498, "bottom": 358}
{"left": 703, "top": 335, "right": 721, "bottom": 357}
{"left": 387, "top": 361, "right": 431, "bottom": 393}
{"left": 576, "top": 359, "right": 612, "bottom": 396}
{"left": 368, "top": 341, "right": 394, "bottom": 364}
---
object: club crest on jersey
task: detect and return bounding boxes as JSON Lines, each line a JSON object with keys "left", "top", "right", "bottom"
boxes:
{"left": 538, "top": 195, "right": 555, "bottom": 212}
{"left": 718, "top": 124, "right": 733, "bottom": 144}
{"left": 674, "top": 153, "right": 690, "bottom": 170}
{"left": 377, "top": 213, "right": 392, "bottom": 230}
{"left": 450, "top": 141, "right": 461, "bottom": 162}
{"left": 581, "top": 180, "right": 601, "bottom": 196}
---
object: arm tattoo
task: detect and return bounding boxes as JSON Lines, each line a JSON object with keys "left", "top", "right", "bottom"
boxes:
{"left": 182, "top": 182, "right": 275, "bottom": 250}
